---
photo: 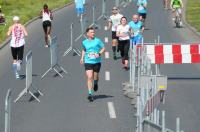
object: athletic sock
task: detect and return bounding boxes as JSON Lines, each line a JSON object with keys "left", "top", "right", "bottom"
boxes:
{"left": 94, "top": 80, "right": 98, "bottom": 85}
{"left": 12, "top": 63, "right": 17, "bottom": 74}
{"left": 112, "top": 46, "right": 116, "bottom": 54}
{"left": 12, "top": 63, "right": 20, "bottom": 79}
{"left": 88, "top": 89, "right": 93, "bottom": 95}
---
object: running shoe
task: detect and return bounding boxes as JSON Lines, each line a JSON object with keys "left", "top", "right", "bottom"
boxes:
{"left": 15, "top": 73, "right": 22, "bottom": 80}
{"left": 94, "top": 83, "right": 98, "bottom": 92}
{"left": 113, "top": 55, "right": 117, "bottom": 60}
{"left": 87, "top": 94, "right": 94, "bottom": 102}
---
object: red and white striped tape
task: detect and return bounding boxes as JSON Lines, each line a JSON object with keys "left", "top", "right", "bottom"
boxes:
{"left": 146, "top": 44, "right": 200, "bottom": 64}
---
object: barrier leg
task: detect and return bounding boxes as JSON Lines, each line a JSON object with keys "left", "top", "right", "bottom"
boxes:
{"left": 97, "top": 0, "right": 109, "bottom": 21}
{"left": 41, "top": 68, "right": 52, "bottom": 79}
{"left": 28, "top": 90, "right": 41, "bottom": 102}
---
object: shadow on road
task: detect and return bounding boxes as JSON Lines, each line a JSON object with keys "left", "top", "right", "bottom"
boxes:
{"left": 93, "top": 94, "right": 113, "bottom": 100}
{"left": 29, "top": 91, "right": 41, "bottom": 102}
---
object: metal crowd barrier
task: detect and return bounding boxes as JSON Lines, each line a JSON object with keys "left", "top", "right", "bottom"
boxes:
{"left": 97, "top": 0, "right": 109, "bottom": 21}
{"left": 75, "top": 14, "right": 87, "bottom": 42}
{"left": 123, "top": 37, "right": 185, "bottom": 132}
{"left": 5, "top": 89, "right": 11, "bottom": 132}
{"left": 14, "top": 51, "right": 43, "bottom": 102}
{"left": 63, "top": 23, "right": 81, "bottom": 56}
{"left": 42, "top": 36, "right": 67, "bottom": 78}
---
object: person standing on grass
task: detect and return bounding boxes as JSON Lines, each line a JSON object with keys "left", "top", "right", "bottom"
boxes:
{"left": 7, "top": 16, "right": 28, "bottom": 79}
{"left": 80, "top": 27, "right": 105, "bottom": 102}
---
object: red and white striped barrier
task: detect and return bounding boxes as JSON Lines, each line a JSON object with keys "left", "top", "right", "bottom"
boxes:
{"left": 145, "top": 44, "right": 200, "bottom": 64}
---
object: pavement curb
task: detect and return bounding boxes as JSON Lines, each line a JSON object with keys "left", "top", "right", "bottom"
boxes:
{"left": 0, "top": 1, "right": 74, "bottom": 50}
{"left": 182, "top": 0, "right": 200, "bottom": 38}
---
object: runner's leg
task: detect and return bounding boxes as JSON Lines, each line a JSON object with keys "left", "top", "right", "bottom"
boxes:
{"left": 93, "top": 63, "right": 101, "bottom": 92}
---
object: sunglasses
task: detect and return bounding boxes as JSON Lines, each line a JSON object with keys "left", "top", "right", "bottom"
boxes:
{"left": 112, "top": 9, "right": 118, "bottom": 10}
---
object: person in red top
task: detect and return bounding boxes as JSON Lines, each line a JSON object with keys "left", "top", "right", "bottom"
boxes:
{"left": 40, "top": 4, "right": 53, "bottom": 47}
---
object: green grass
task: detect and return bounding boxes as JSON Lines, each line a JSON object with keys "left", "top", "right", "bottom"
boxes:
{"left": 186, "top": 0, "right": 200, "bottom": 32}
{"left": 0, "top": 0, "right": 72, "bottom": 44}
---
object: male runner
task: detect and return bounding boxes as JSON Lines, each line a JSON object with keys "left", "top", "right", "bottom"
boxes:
{"left": 108, "top": 7, "right": 123, "bottom": 60}
{"left": 129, "top": 14, "right": 144, "bottom": 45}
{"left": 137, "top": 0, "right": 147, "bottom": 24}
{"left": 80, "top": 27, "right": 105, "bottom": 102}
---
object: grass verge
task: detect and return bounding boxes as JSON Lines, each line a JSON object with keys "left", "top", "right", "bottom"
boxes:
{"left": 186, "top": 0, "right": 200, "bottom": 33}
{"left": 0, "top": 0, "right": 72, "bottom": 44}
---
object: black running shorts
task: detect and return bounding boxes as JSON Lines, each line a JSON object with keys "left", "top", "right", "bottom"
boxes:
{"left": 84, "top": 63, "right": 101, "bottom": 73}
{"left": 138, "top": 13, "right": 147, "bottom": 19}
{"left": 11, "top": 45, "right": 24, "bottom": 60}
{"left": 42, "top": 20, "right": 51, "bottom": 34}
{"left": 112, "top": 31, "right": 119, "bottom": 40}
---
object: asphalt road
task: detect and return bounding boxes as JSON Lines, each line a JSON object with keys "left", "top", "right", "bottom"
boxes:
{"left": 0, "top": 0, "right": 200, "bottom": 132}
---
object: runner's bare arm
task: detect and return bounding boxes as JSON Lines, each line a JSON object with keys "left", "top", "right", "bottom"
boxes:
{"left": 99, "top": 47, "right": 105, "bottom": 55}
{"left": 39, "top": 10, "right": 42, "bottom": 19}
{"left": 80, "top": 49, "right": 85, "bottom": 64}
{"left": 108, "top": 20, "right": 112, "bottom": 30}
{"left": 22, "top": 25, "right": 28, "bottom": 36}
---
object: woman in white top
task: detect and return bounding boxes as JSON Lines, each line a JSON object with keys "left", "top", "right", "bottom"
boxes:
{"left": 116, "top": 17, "right": 130, "bottom": 70}
{"left": 40, "top": 4, "right": 53, "bottom": 47}
{"left": 7, "top": 16, "right": 28, "bottom": 79}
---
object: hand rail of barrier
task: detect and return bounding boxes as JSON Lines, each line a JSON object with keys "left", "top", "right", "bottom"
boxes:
{"left": 5, "top": 89, "right": 11, "bottom": 132}
{"left": 97, "top": 0, "right": 109, "bottom": 21}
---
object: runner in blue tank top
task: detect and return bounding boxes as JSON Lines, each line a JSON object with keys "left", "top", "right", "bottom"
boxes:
{"left": 128, "top": 14, "right": 144, "bottom": 45}
{"left": 137, "top": 0, "right": 147, "bottom": 24}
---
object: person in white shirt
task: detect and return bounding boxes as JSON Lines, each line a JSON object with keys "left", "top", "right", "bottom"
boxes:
{"left": 7, "top": 16, "right": 28, "bottom": 79}
{"left": 116, "top": 17, "right": 130, "bottom": 70}
{"left": 40, "top": 4, "right": 53, "bottom": 47}
{"left": 108, "top": 7, "right": 123, "bottom": 60}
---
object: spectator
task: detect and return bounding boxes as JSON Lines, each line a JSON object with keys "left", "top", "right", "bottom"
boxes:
{"left": 0, "top": 7, "right": 5, "bottom": 23}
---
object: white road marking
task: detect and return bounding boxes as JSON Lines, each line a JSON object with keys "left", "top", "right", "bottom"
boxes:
{"left": 105, "top": 71, "right": 110, "bottom": 81}
{"left": 105, "top": 37, "right": 108, "bottom": 43}
{"left": 107, "top": 102, "right": 117, "bottom": 119}
{"left": 105, "top": 52, "right": 109, "bottom": 59}
{"left": 104, "top": 26, "right": 108, "bottom": 31}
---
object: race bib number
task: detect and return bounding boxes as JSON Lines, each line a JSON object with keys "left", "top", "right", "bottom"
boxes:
{"left": 133, "top": 30, "right": 140, "bottom": 36}
{"left": 88, "top": 52, "right": 98, "bottom": 59}
{"left": 138, "top": 6, "right": 144, "bottom": 11}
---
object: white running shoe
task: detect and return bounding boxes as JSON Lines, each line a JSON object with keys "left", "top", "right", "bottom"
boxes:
{"left": 180, "top": 21, "right": 183, "bottom": 26}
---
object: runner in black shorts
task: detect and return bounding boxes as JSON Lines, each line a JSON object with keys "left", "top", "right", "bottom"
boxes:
{"left": 80, "top": 27, "right": 105, "bottom": 102}
{"left": 40, "top": 4, "right": 53, "bottom": 47}
{"left": 116, "top": 17, "right": 130, "bottom": 70}
{"left": 108, "top": 7, "right": 123, "bottom": 60}
{"left": 7, "top": 16, "right": 28, "bottom": 79}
